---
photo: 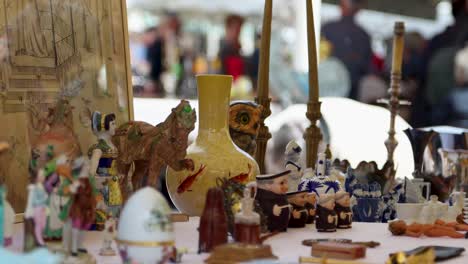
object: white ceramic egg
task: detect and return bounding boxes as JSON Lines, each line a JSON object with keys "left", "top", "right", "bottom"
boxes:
{"left": 117, "top": 187, "right": 174, "bottom": 264}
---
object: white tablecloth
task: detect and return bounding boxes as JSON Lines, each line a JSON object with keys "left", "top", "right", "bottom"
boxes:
{"left": 11, "top": 218, "right": 468, "bottom": 263}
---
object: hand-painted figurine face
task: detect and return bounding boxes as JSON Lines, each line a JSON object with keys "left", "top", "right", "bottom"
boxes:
{"left": 336, "top": 193, "right": 350, "bottom": 207}
{"left": 288, "top": 193, "right": 307, "bottom": 207}
{"left": 306, "top": 193, "right": 317, "bottom": 205}
{"left": 108, "top": 120, "right": 116, "bottom": 136}
{"left": 261, "top": 176, "right": 289, "bottom": 195}
{"left": 320, "top": 195, "right": 335, "bottom": 210}
{"left": 37, "top": 169, "right": 46, "bottom": 183}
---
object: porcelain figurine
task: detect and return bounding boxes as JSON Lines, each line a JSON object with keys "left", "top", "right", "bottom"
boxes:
{"left": 199, "top": 187, "right": 228, "bottom": 253}
{"left": 381, "top": 182, "right": 404, "bottom": 223}
{"left": 255, "top": 170, "right": 291, "bottom": 232}
{"left": 24, "top": 169, "right": 49, "bottom": 247}
{"left": 335, "top": 191, "right": 352, "bottom": 229}
{"left": 298, "top": 168, "right": 314, "bottom": 192}
{"left": 285, "top": 140, "right": 303, "bottom": 192}
{"left": 62, "top": 157, "right": 96, "bottom": 259}
{"left": 234, "top": 182, "right": 261, "bottom": 244}
{"left": 43, "top": 154, "right": 73, "bottom": 240}
{"left": 446, "top": 191, "right": 465, "bottom": 222}
{"left": 287, "top": 190, "right": 309, "bottom": 228}
{"left": 113, "top": 100, "right": 196, "bottom": 200}
{"left": 117, "top": 187, "right": 174, "bottom": 264}
{"left": 300, "top": 153, "right": 341, "bottom": 196}
{"left": 0, "top": 186, "right": 15, "bottom": 247}
{"left": 305, "top": 192, "right": 317, "bottom": 224}
{"left": 99, "top": 213, "right": 117, "bottom": 256}
{"left": 89, "top": 111, "right": 122, "bottom": 219}
{"left": 418, "top": 195, "right": 448, "bottom": 224}
{"left": 229, "top": 101, "right": 263, "bottom": 156}
{"left": 316, "top": 193, "right": 337, "bottom": 232}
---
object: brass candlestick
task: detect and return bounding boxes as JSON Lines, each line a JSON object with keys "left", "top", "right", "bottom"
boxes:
{"left": 254, "top": 0, "right": 273, "bottom": 173}
{"left": 304, "top": 0, "right": 322, "bottom": 168}
{"left": 379, "top": 22, "right": 405, "bottom": 164}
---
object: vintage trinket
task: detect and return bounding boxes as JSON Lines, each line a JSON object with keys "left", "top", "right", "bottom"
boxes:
{"left": 311, "top": 242, "right": 366, "bottom": 260}
{"left": 285, "top": 140, "right": 303, "bottom": 192}
{"left": 316, "top": 193, "right": 337, "bottom": 232}
{"left": 335, "top": 191, "right": 352, "bottom": 228}
{"left": 205, "top": 243, "right": 277, "bottom": 264}
{"left": 229, "top": 101, "right": 263, "bottom": 157}
{"left": 199, "top": 187, "right": 228, "bottom": 253}
{"left": 388, "top": 219, "right": 466, "bottom": 238}
{"left": 234, "top": 182, "right": 261, "bottom": 244}
{"left": 113, "top": 100, "right": 196, "bottom": 198}
{"left": 255, "top": 170, "right": 291, "bottom": 232}
{"left": 24, "top": 169, "right": 49, "bottom": 249}
{"left": 117, "top": 187, "right": 174, "bottom": 263}
{"left": 62, "top": 157, "right": 97, "bottom": 259}
{"left": 305, "top": 192, "right": 317, "bottom": 224}
{"left": 89, "top": 111, "right": 123, "bottom": 219}
{"left": 166, "top": 76, "right": 259, "bottom": 216}
{"left": 287, "top": 190, "right": 309, "bottom": 228}
{"left": 99, "top": 213, "right": 117, "bottom": 256}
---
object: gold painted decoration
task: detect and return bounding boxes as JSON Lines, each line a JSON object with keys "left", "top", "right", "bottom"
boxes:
{"left": 0, "top": 0, "right": 133, "bottom": 212}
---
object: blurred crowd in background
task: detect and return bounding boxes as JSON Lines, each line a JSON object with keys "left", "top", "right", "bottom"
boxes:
{"left": 128, "top": 0, "right": 468, "bottom": 129}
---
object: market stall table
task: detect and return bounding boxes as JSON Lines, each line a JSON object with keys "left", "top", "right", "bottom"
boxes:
{"left": 10, "top": 217, "right": 468, "bottom": 263}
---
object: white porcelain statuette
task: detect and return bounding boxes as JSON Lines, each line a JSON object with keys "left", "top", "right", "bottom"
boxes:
{"left": 284, "top": 140, "right": 303, "bottom": 192}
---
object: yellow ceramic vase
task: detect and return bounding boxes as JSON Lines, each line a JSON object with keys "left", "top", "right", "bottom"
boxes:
{"left": 166, "top": 75, "right": 259, "bottom": 216}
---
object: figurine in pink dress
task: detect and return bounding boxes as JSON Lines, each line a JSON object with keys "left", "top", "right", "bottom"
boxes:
{"left": 25, "top": 169, "right": 49, "bottom": 247}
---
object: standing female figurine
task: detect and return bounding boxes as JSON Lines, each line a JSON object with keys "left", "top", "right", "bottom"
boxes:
{"left": 64, "top": 158, "right": 96, "bottom": 257}
{"left": 25, "top": 169, "right": 49, "bottom": 247}
{"left": 88, "top": 111, "right": 123, "bottom": 220}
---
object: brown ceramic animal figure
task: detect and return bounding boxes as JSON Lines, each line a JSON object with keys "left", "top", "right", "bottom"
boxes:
{"left": 229, "top": 101, "right": 263, "bottom": 156}
{"left": 112, "top": 100, "right": 196, "bottom": 198}
{"left": 199, "top": 187, "right": 228, "bottom": 253}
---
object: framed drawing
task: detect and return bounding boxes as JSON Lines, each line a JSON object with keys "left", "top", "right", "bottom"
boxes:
{"left": 0, "top": 0, "right": 134, "bottom": 213}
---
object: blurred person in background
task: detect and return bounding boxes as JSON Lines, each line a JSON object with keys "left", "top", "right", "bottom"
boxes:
{"left": 143, "top": 12, "right": 183, "bottom": 98}
{"left": 322, "top": 0, "right": 372, "bottom": 100}
{"left": 413, "top": 0, "right": 468, "bottom": 126}
{"left": 431, "top": 45, "right": 468, "bottom": 128}
{"left": 144, "top": 26, "right": 165, "bottom": 97}
{"left": 219, "top": 14, "right": 245, "bottom": 80}
{"left": 246, "top": 31, "right": 261, "bottom": 94}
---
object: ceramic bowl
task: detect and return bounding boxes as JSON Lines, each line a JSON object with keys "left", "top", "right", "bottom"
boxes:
{"left": 117, "top": 187, "right": 174, "bottom": 263}
{"left": 395, "top": 203, "right": 424, "bottom": 223}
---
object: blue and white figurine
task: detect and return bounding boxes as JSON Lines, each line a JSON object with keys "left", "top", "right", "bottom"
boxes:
{"left": 298, "top": 153, "right": 340, "bottom": 196}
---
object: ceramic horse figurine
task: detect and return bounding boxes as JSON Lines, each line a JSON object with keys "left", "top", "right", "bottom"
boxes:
{"left": 112, "top": 100, "right": 196, "bottom": 199}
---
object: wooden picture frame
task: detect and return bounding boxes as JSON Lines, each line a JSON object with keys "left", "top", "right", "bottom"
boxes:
{"left": 0, "top": 0, "right": 134, "bottom": 214}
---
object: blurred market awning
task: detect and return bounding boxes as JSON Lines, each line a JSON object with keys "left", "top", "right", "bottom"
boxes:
{"left": 126, "top": 0, "right": 295, "bottom": 19}
{"left": 128, "top": 0, "right": 443, "bottom": 19}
